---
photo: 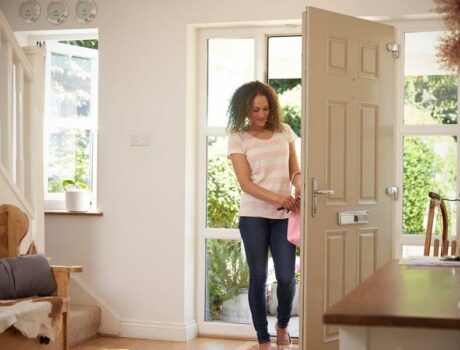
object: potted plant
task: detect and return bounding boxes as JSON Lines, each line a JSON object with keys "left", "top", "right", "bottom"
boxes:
{"left": 63, "top": 179, "right": 89, "bottom": 212}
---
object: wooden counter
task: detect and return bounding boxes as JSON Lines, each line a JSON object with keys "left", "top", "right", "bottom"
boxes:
{"left": 324, "top": 259, "right": 460, "bottom": 329}
{"left": 323, "top": 260, "right": 460, "bottom": 350}
{"left": 323, "top": 259, "right": 460, "bottom": 350}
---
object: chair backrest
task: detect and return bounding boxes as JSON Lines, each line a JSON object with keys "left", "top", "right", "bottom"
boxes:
{"left": 424, "top": 192, "right": 456, "bottom": 256}
{"left": 0, "top": 204, "right": 29, "bottom": 258}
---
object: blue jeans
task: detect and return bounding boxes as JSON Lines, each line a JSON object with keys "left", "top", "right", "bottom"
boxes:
{"left": 239, "top": 216, "right": 297, "bottom": 344}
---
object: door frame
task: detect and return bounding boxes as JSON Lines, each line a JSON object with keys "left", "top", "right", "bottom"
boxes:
{"left": 195, "top": 23, "right": 302, "bottom": 339}
{"left": 387, "top": 18, "right": 459, "bottom": 259}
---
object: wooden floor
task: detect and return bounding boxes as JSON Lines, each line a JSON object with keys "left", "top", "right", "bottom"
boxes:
{"left": 71, "top": 336, "right": 299, "bottom": 350}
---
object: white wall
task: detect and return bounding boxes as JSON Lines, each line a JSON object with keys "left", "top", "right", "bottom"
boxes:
{"left": 0, "top": 0, "right": 436, "bottom": 341}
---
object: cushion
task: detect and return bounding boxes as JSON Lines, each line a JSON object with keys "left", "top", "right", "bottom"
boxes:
{"left": 5, "top": 254, "right": 56, "bottom": 299}
{"left": 0, "top": 260, "right": 13, "bottom": 299}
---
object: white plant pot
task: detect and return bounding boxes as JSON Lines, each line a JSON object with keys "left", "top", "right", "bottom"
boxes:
{"left": 65, "top": 190, "right": 89, "bottom": 212}
{"left": 222, "top": 288, "right": 252, "bottom": 324}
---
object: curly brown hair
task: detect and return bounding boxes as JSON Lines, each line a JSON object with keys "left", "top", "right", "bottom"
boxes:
{"left": 226, "top": 81, "right": 283, "bottom": 133}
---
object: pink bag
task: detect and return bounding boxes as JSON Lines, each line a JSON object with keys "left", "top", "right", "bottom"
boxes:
{"left": 287, "top": 212, "right": 301, "bottom": 246}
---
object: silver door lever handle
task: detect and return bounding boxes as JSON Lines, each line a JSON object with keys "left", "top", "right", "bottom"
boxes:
{"left": 312, "top": 177, "right": 335, "bottom": 217}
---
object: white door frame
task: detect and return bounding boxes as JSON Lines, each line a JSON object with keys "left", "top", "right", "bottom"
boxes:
{"left": 387, "top": 18, "right": 459, "bottom": 259}
{"left": 195, "top": 23, "right": 301, "bottom": 339}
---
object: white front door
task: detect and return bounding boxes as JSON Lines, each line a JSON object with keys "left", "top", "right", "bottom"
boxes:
{"left": 301, "top": 7, "right": 396, "bottom": 350}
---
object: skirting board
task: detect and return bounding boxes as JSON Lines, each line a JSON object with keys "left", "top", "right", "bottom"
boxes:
{"left": 120, "top": 319, "right": 198, "bottom": 342}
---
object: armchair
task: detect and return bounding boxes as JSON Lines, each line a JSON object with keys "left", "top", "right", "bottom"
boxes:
{"left": 0, "top": 204, "right": 82, "bottom": 350}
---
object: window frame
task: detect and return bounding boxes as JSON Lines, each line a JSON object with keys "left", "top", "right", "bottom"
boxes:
{"left": 43, "top": 39, "right": 99, "bottom": 211}
{"left": 393, "top": 19, "right": 460, "bottom": 258}
{"left": 196, "top": 23, "right": 301, "bottom": 338}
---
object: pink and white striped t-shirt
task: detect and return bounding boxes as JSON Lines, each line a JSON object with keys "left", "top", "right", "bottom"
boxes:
{"left": 228, "top": 123, "right": 297, "bottom": 219}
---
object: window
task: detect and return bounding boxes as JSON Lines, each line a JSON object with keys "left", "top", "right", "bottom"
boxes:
{"left": 397, "top": 27, "right": 459, "bottom": 257}
{"left": 44, "top": 40, "right": 98, "bottom": 209}
{"left": 197, "top": 25, "right": 301, "bottom": 339}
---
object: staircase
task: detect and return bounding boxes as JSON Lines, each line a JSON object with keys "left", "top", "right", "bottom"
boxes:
{"left": 69, "top": 305, "right": 101, "bottom": 347}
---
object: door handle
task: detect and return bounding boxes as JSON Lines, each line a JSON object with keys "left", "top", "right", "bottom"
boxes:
{"left": 312, "top": 177, "right": 335, "bottom": 217}
{"left": 386, "top": 186, "right": 399, "bottom": 200}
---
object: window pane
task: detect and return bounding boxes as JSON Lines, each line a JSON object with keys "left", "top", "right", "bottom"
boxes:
{"left": 207, "top": 136, "right": 241, "bottom": 228}
{"left": 207, "top": 38, "right": 254, "bottom": 128}
{"left": 403, "top": 136, "right": 457, "bottom": 234}
{"left": 268, "top": 36, "right": 301, "bottom": 80}
{"left": 47, "top": 128, "right": 93, "bottom": 193}
{"left": 401, "top": 245, "right": 424, "bottom": 258}
{"left": 404, "top": 32, "right": 458, "bottom": 125}
{"left": 49, "top": 52, "right": 94, "bottom": 120}
{"left": 205, "top": 239, "right": 250, "bottom": 323}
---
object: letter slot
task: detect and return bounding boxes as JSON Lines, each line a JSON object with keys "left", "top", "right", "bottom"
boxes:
{"left": 338, "top": 210, "right": 369, "bottom": 225}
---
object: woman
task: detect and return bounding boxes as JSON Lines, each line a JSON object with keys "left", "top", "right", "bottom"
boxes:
{"left": 227, "top": 81, "right": 301, "bottom": 350}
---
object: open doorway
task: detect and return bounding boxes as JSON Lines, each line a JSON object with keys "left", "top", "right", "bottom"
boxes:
{"left": 196, "top": 25, "right": 302, "bottom": 341}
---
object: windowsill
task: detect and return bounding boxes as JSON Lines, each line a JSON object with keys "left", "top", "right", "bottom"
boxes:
{"left": 45, "top": 210, "right": 103, "bottom": 216}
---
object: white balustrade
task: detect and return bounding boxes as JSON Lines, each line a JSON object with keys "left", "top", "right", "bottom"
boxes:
{"left": 0, "top": 7, "right": 44, "bottom": 226}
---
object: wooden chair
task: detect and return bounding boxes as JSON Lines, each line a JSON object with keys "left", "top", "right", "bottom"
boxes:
{"left": 424, "top": 192, "right": 457, "bottom": 257}
{"left": 0, "top": 204, "right": 82, "bottom": 350}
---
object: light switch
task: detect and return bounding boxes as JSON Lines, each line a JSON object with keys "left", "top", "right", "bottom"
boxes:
{"left": 130, "top": 134, "right": 151, "bottom": 147}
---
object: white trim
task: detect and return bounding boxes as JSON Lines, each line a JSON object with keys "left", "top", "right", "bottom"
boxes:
{"left": 198, "top": 321, "right": 256, "bottom": 340}
{"left": 400, "top": 125, "right": 460, "bottom": 135}
{"left": 23, "top": 29, "right": 98, "bottom": 44}
{"left": 119, "top": 319, "right": 198, "bottom": 342}
{"left": 195, "top": 24, "right": 301, "bottom": 337}
{"left": 204, "top": 228, "right": 241, "bottom": 240}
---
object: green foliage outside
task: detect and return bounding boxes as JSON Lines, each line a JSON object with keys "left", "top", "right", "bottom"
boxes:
{"left": 269, "top": 78, "right": 301, "bottom": 95}
{"left": 403, "top": 138, "right": 439, "bottom": 234}
{"left": 404, "top": 75, "right": 457, "bottom": 124}
{"left": 403, "top": 75, "right": 457, "bottom": 234}
{"left": 60, "top": 39, "right": 99, "bottom": 50}
{"left": 207, "top": 240, "right": 250, "bottom": 320}
{"left": 207, "top": 149, "right": 241, "bottom": 229}
{"left": 270, "top": 78, "right": 301, "bottom": 137}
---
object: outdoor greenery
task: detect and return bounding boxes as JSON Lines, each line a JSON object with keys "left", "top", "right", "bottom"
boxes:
{"left": 60, "top": 39, "right": 99, "bottom": 50}
{"left": 206, "top": 240, "right": 249, "bottom": 320}
{"left": 403, "top": 75, "right": 457, "bottom": 234}
{"left": 207, "top": 148, "right": 241, "bottom": 229}
{"left": 404, "top": 75, "right": 457, "bottom": 124}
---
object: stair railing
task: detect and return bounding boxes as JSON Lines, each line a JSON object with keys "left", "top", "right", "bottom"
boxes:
{"left": 0, "top": 7, "right": 45, "bottom": 247}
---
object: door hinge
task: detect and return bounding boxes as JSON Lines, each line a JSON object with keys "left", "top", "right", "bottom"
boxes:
{"left": 386, "top": 43, "right": 400, "bottom": 59}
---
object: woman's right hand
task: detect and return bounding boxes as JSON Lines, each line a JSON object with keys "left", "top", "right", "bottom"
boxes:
{"left": 278, "top": 195, "right": 299, "bottom": 213}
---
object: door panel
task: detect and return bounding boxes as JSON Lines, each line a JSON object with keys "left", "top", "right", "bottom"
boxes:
{"left": 301, "top": 7, "right": 395, "bottom": 350}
